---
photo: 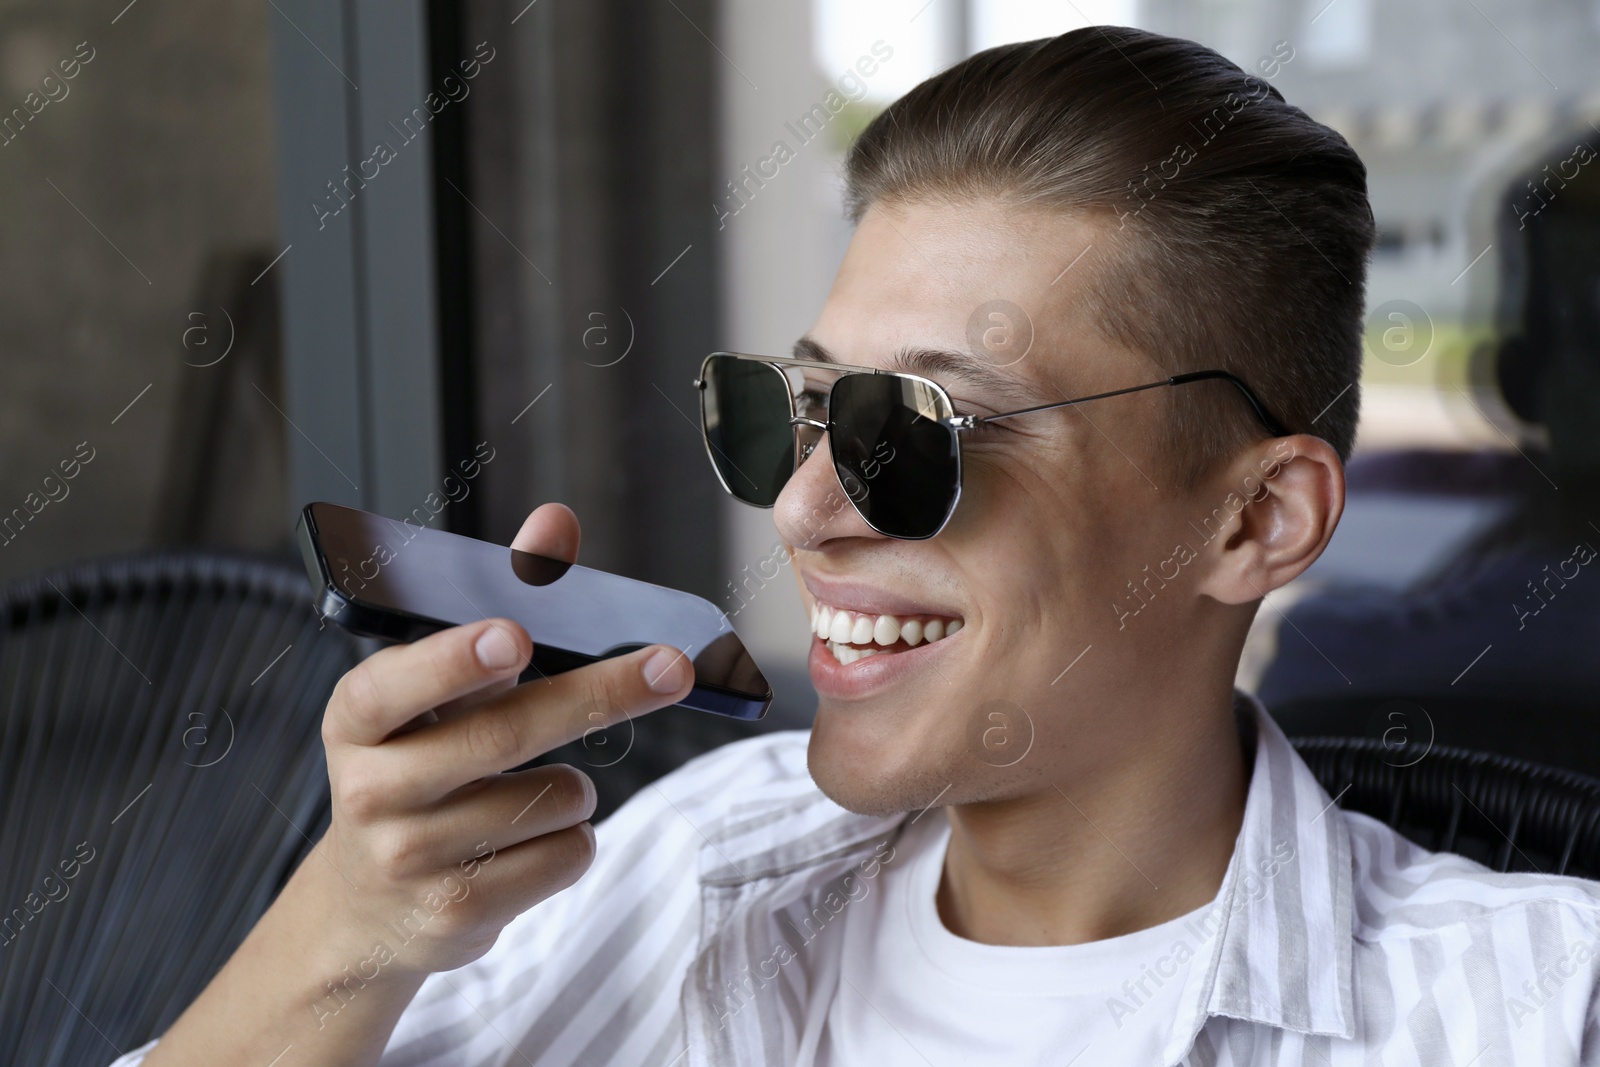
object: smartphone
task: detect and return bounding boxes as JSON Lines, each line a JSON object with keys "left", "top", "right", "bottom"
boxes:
{"left": 295, "top": 501, "right": 771, "bottom": 719}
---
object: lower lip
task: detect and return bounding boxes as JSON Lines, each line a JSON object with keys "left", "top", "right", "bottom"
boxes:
{"left": 807, "top": 630, "right": 961, "bottom": 699}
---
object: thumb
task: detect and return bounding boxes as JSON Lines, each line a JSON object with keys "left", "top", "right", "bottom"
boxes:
{"left": 511, "top": 502, "right": 581, "bottom": 563}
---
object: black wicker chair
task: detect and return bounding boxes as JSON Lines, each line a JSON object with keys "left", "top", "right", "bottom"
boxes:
{"left": 1292, "top": 736, "right": 1600, "bottom": 878}
{"left": 6, "top": 551, "right": 1600, "bottom": 1063}
{"left": 0, "top": 550, "right": 359, "bottom": 1066}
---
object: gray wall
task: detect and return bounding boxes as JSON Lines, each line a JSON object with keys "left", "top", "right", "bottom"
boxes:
{"left": 0, "top": 0, "right": 283, "bottom": 581}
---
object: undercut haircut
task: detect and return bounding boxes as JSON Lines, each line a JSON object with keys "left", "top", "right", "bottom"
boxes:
{"left": 842, "top": 26, "right": 1375, "bottom": 484}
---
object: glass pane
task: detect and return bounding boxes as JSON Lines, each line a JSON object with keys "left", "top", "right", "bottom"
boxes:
{"left": 831, "top": 373, "right": 958, "bottom": 538}
{"left": 703, "top": 357, "right": 795, "bottom": 507}
{"left": 0, "top": 2, "right": 284, "bottom": 581}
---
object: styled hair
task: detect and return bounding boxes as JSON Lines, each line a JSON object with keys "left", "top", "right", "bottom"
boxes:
{"left": 843, "top": 27, "right": 1375, "bottom": 482}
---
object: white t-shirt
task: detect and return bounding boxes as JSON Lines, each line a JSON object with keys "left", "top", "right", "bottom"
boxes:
{"left": 797, "top": 810, "right": 1219, "bottom": 1066}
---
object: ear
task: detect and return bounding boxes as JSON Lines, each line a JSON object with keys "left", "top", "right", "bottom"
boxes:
{"left": 1193, "top": 435, "right": 1344, "bottom": 606}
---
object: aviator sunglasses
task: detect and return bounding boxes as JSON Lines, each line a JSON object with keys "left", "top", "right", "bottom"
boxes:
{"left": 694, "top": 350, "right": 1289, "bottom": 540}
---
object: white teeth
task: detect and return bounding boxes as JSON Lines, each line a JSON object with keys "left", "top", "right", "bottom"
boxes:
{"left": 828, "top": 611, "right": 854, "bottom": 644}
{"left": 825, "top": 639, "right": 892, "bottom": 665}
{"left": 813, "top": 600, "right": 965, "bottom": 664}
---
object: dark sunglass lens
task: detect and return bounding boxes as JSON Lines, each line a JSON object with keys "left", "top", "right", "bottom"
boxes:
{"left": 829, "top": 374, "right": 958, "bottom": 538}
{"left": 700, "top": 356, "right": 794, "bottom": 507}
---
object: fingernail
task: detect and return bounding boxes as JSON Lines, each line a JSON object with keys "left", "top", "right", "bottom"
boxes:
{"left": 642, "top": 647, "right": 688, "bottom": 693}
{"left": 475, "top": 625, "right": 523, "bottom": 670}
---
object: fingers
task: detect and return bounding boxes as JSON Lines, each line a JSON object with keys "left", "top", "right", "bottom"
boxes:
{"left": 425, "top": 823, "right": 599, "bottom": 937}
{"left": 325, "top": 502, "right": 577, "bottom": 747}
{"left": 435, "top": 673, "right": 519, "bottom": 721}
{"left": 371, "top": 764, "right": 597, "bottom": 870}
{"left": 512, "top": 502, "right": 581, "bottom": 563}
{"left": 344, "top": 816, "right": 599, "bottom": 950}
{"left": 324, "top": 618, "right": 532, "bottom": 747}
{"left": 375, "top": 643, "right": 694, "bottom": 805}
{"left": 437, "top": 503, "right": 580, "bottom": 721}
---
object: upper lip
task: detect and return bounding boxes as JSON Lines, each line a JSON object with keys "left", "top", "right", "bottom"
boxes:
{"left": 801, "top": 569, "right": 962, "bottom": 619}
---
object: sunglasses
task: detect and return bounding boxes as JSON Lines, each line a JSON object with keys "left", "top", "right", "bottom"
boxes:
{"left": 694, "top": 350, "right": 1289, "bottom": 540}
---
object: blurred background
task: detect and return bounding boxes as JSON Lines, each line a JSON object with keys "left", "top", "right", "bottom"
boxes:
{"left": 1, "top": 0, "right": 1598, "bottom": 741}
{"left": 4, "top": 3, "right": 1600, "bottom": 1057}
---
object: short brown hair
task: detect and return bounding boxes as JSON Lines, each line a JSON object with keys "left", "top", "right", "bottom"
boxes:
{"left": 843, "top": 27, "right": 1375, "bottom": 482}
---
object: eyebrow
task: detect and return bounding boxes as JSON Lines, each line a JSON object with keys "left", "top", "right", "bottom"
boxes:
{"left": 791, "top": 335, "right": 1039, "bottom": 407}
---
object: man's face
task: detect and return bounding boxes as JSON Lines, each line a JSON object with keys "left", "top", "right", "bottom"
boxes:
{"left": 776, "top": 197, "right": 1239, "bottom": 816}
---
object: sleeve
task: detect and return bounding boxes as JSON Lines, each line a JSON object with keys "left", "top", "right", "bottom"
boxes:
{"left": 107, "top": 1039, "right": 160, "bottom": 1066}
{"left": 376, "top": 730, "right": 806, "bottom": 1065}
{"left": 1583, "top": 982, "right": 1600, "bottom": 1066}
{"left": 101, "top": 730, "right": 805, "bottom": 1067}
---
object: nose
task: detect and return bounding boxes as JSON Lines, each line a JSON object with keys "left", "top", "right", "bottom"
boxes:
{"left": 773, "top": 428, "right": 885, "bottom": 551}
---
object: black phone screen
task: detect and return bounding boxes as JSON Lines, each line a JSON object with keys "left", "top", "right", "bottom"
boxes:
{"left": 299, "top": 502, "right": 770, "bottom": 718}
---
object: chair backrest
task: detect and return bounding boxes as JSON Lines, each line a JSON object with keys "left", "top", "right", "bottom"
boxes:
{"left": 1270, "top": 693, "right": 1600, "bottom": 781}
{"left": 1292, "top": 736, "right": 1600, "bottom": 879}
{"left": 0, "top": 550, "right": 357, "bottom": 1066}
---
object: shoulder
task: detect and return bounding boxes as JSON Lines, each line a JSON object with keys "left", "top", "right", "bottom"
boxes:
{"left": 1336, "top": 810, "right": 1600, "bottom": 1059}
{"left": 384, "top": 730, "right": 820, "bottom": 1057}
{"left": 519, "top": 729, "right": 822, "bottom": 960}
{"left": 596, "top": 728, "right": 816, "bottom": 844}
{"left": 647, "top": 726, "right": 814, "bottom": 799}
{"left": 573, "top": 728, "right": 822, "bottom": 895}
{"left": 1344, "top": 806, "right": 1600, "bottom": 941}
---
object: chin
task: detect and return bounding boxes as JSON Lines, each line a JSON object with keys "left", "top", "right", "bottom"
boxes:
{"left": 805, "top": 705, "right": 955, "bottom": 817}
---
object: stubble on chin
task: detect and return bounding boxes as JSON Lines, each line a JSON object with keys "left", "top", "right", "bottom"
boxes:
{"left": 805, "top": 721, "right": 961, "bottom": 818}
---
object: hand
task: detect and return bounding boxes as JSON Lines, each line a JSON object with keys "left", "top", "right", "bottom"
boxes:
{"left": 313, "top": 502, "right": 693, "bottom": 976}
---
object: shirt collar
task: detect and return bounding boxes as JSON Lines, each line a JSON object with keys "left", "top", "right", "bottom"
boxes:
{"left": 1187, "top": 690, "right": 1356, "bottom": 1043}
{"left": 693, "top": 688, "right": 1356, "bottom": 1046}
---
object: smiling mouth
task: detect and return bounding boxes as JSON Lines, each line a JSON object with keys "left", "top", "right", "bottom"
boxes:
{"left": 810, "top": 600, "right": 964, "bottom": 664}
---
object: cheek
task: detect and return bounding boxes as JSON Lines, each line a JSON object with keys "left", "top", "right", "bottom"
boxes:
{"left": 952, "top": 444, "right": 1166, "bottom": 644}
{"left": 951, "top": 446, "right": 1081, "bottom": 568}
{"left": 938, "top": 461, "right": 1089, "bottom": 666}
{"left": 949, "top": 448, "right": 1064, "bottom": 530}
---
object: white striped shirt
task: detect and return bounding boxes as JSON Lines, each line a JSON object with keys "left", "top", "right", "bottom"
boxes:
{"left": 111, "top": 691, "right": 1600, "bottom": 1066}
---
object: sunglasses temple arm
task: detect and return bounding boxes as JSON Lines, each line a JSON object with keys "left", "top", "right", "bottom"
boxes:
{"left": 962, "top": 371, "right": 1288, "bottom": 437}
{"left": 961, "top": 378, "right": 1185, "bottom": 427}
{"left": 1168, "top": 370, "right": 1290, "bottom": 436}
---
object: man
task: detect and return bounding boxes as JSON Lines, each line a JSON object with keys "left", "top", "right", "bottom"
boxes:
{"left": 118, "top": 26, "right": 1600, "bottom": 1067}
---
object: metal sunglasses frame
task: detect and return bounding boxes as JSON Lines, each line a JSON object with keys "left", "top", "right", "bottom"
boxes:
{"left": 693, "top": 350, "right": 1290, "bottom": 540}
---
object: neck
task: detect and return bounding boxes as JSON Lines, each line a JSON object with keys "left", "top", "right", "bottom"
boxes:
{"left": 935, "top": 684, "right": 1250, "bottom": 947}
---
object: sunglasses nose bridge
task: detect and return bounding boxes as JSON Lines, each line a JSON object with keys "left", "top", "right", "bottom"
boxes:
{"left": 789, "top": 415, "right": 826, "bottom": 468}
